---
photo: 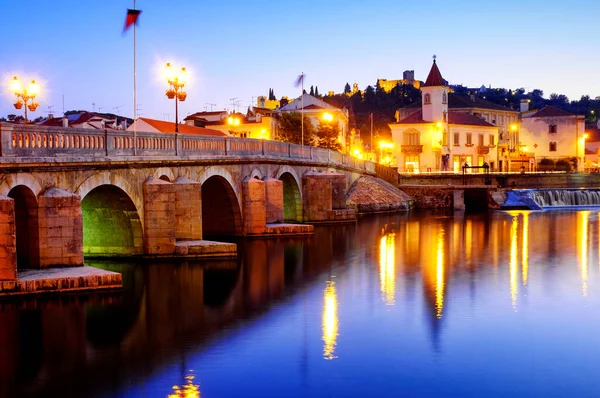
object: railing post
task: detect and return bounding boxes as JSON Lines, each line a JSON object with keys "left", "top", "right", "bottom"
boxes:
{"left": 175, "top": 133, "right": 178, "bottom": 156}
{"left": 310, "top": 146, "right": 313, "bottom": 160}
{"left": 262, "top": 139, "right": 265, "bottom": 156}
{"left": 288, "top": 143, "right": 291, "bottom": 158}
{"left": 224, "top": 137, "right": 228, "bottom": 155}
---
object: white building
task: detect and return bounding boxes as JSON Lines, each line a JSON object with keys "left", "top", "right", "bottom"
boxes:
{"left": 389, "top": 60, "right": 501, "bottom": 172}
{"left": 520, "top": 104, "right": 586, "bottom": 171}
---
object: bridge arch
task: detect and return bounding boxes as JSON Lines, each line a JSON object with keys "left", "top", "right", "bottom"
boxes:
{"left": 249, "top": 168, "right": 264, "bottom": 180}
{"left": 76, "top": 171, "right": 143, "bottom": 223}
{"left": 275, "top": 166, "right": 302, "bottom": 222}
{"left": 80, "top": 185, "right": 143, "bottom": 255}
{"left": 0, "top": 173, "right": 43, "bottom": 198}
{"left": 200, "top": 171, "right": 243, "bottom": 237}
{"left": 153, "top": 167, "right": 175, "bottom": 182}
{"left": 7, "top": 185, "right": 39, "bottom": 268}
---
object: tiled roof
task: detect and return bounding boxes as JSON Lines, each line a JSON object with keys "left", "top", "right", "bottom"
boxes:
{"left": 529, "top": 106, "right": 574, "bottom": 118}
{"left": 423, "top": 60, "right": 445, "bottom": 87}
{"left": 448, "top": 112, "right": 495, "bottom": 127}
{"left": 449, "top": 94, "right": 516, "bottom": 112}
{"left": 394, "top": 110, "right": 495, "bottom": 127}
{"left": 139, "top": 118, "right": 225, "bottom": 136}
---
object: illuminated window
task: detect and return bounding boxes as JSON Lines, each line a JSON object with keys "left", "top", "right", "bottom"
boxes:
{"left": 549, "top": 124, "right": 557, "bottom": 133}
{"left": 549, "top": 142, "right": 557, "bottom": 151}
{"left": 424, "top": 93, "right": 431, "bottom": 104}
{"left": 489, "top": 134, "right": 495, "bottom": 146}
{"left": 442, "top": 129, "right": 448, "bottom": 146}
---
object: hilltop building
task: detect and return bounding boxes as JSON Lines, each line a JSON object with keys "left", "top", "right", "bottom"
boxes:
{"left": 377, "top": 70, "right": 422, "bottom": 93}
{"left": 389, "top": 60, "right": 503, "bottom": 173}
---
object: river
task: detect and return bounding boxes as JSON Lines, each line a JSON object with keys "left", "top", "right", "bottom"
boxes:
{"left": 3, "top": 209, "right": 600, "bottom": 397}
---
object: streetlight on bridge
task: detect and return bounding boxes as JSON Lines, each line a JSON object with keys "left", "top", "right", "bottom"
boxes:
{"left": 163, "top": 63, "right": 188, "bottom": 133}
{"left": 10, "top": 76, "right": 40, "bottom": 123}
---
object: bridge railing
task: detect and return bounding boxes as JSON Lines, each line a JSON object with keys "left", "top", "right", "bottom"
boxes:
{"left": 0, "top": 123, "right": 397, "bottom": 182}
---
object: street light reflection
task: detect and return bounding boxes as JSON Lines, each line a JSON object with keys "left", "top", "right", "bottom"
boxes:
{"left": 322, "top": 280, "right": 338, "bottom": 360}
{"left": 522, "top": 212, "right": 529, "bottom": 286}
{"left": 379, "top": 233, "right": 396, "bottom": 306}
{"left": 436, "top": 227, "right": 445, "bottom": 319}
{"left": 578, "top": 211, "right": 589, "bottom": 296}
{"left": 510, "top": 216, "right": 519, "bottom": 310}
{"left": 167, "top": 371, "right": 200, "bottom": 398}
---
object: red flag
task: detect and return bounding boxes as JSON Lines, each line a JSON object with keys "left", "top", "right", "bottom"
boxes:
{"left": 123, "top": 9, "right": 141, "bottom": 33}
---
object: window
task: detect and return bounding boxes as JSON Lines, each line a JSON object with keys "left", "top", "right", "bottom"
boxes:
{"left": 549, "top": 142, "right": 557, "bottom": 151}
{"left": 424, "top": 93, "right": 431, "bottom": 104}
{"left": 403, "top": 130, "right": 420, "bottom": 145}
{"left": 466, "top": 132, "right": 472, "bottom": 145}
{"left": 442, "top": 92, "right": 447, "bottom": 104}
{"left": 489, "top": 134, "right": 495, "bottom": 146}
{"left": 442, "top": 130, "right": 448, "bottom": 146}
{"left": 549, "top": 124, "right": 557, "bottom": 133}
{"left": 478, "top": 134, "right": 484, "bottom": 146}
{"left": 453, "top": 132, "right": 460, "bottom": 146}
{"left": 443, "top": 111, "right": 447, "bottom": 122}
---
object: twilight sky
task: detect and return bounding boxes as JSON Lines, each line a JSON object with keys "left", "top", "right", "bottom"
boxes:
{"left": 1, "top": 0, "right": 598, "bottom": 121}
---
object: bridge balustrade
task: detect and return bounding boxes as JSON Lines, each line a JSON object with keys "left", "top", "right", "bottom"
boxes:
{"left": 0, "top": 123, "right": 398, "bottom": 182}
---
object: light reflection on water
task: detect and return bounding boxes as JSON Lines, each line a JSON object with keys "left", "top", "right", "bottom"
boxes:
{"left": 3, "top": 210, "right": 600, "bottom": 397}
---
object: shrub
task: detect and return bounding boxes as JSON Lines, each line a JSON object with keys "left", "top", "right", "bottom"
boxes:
{"left": 555, "top": 159, "right": 571, "bottom": 172}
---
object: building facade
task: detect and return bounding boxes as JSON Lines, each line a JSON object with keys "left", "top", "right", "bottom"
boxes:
{"left": 389, "top": 60, "right": 500, "bottom": 173}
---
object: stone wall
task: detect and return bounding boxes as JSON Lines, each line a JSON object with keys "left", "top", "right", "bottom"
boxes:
{"left": 37, "top": 188, "right": 83, "bottom": 267}
{"left": 400, "top": 186, "right": 454, "bottom": 209}
{"left": 0, "top": 196, "right": 16, "bottom": 280}
{"left": 174, "top": 177, "right": 202, "bottom": 240}
{"left": 264, "top": 178, "right": 283, "bottom": 224}
{"left": 143, "top": 178, "right": 176, "bottom": 255}
{"left": 242, "top": 177, "right": 267, "bottom": 235}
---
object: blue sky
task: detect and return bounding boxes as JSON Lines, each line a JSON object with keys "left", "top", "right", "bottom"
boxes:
{"left": 1, "top": 0, "right": 598, "bottom": 121}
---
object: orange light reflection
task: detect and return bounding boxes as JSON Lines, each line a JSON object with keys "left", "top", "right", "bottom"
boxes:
{"left": 379, "top": 233, "right": 396, "bottom": 305}
{"left": 322, "top": 280, "right": 338, "bottom": 360}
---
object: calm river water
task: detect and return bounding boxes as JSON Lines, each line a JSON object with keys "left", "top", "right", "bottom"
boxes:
{"left": 4, "top": 210, "right": 600, "bottom": 397}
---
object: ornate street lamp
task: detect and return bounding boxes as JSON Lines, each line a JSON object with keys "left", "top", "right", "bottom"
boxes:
{"left": 163, "top": 62, "right": 188, "bottom": 132}
{"left": 10, "top": 76, "right": 40, "bottom": 123}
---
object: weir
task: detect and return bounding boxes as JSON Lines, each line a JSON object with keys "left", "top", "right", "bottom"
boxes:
{"left": 503, "top": 189, "right": 600, "bottom": 210}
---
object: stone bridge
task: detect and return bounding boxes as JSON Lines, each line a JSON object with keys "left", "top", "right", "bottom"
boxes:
{"left": 0, "top": 123, "right": 397, "bottom": 279}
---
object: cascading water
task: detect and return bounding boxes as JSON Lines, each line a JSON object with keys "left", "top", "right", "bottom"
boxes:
{"left": 529, "top": 189, "right": 600, "bottom": 207}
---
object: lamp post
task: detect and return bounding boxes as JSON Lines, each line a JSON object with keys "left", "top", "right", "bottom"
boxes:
{"left": 163, "top": 63, "right": 188, "bottom": 133}
{"left": 321, "top": 112, "right": 335, "bottom": 149}
{"left": 10, "top": 76, "right": 40, "bottom": 123}
{"left": 227, "top": 115, "right": 241, "bottom": 137}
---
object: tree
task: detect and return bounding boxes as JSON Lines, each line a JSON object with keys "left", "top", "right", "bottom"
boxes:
{"left": 316, "top": 120, "right": 342, "bottom": 151}
{"left": 268, "top": 88, "right": 276, "bottom": 101}
{"left": 315, "top": 86, "right": 320, "bottom": 97}
{"left": 277, "top": 112, "right": 315, "bottom": 145}
{"left": 310, "top": 85, "right": 314, "bottom": 96}
{"left": 7, "top": 114, "right": 17, "bottom": 122}
{"left": 344, "top": 83, "right": 351, "bottom": 94}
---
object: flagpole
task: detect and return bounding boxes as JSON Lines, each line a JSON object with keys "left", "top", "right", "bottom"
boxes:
{"left": 133, "top": 0, "right": 137, "bottom": 156}
{"left": 301, "top": 72, "right": 304, "bottom": 148}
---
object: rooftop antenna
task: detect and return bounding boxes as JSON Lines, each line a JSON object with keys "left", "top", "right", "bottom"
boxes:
{"left": 229, "top": 97, "right": 238, "bottom": 113}
{"left": 46, "top": 105, "right": 55, "bottom": 116}
{"left": 205, "top": 103, "right": 216, "bottom": 111}
{"left": 113, "top": 105, "right": 125, "bottom": 116}
{"left": 62, "top": 94, "right": 65, "bottom": 115}
{"left": 92, "top": 102, "right": 96, "bottom": 112}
